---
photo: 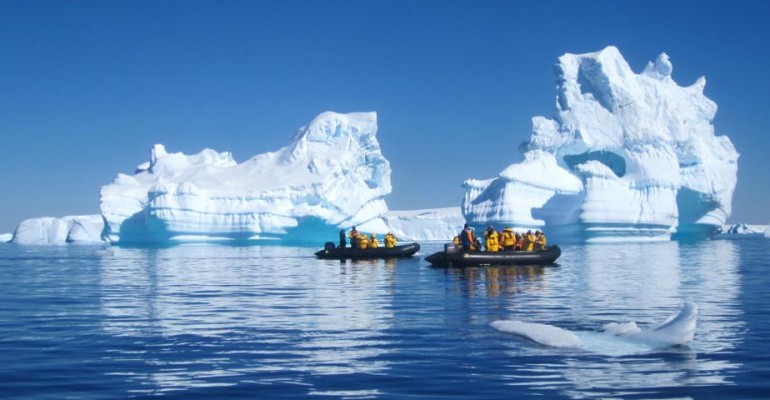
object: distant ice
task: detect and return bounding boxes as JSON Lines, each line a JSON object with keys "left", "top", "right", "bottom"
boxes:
{"left": 10, "top": 215, "right": 104, "bottom": 245}
{"left": 384, "top": 207, "right": 464, "bottom": 241}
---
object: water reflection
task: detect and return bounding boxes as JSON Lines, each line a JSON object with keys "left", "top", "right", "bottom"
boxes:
{"left": 493, "top": 241, "right": 745, "bottom": 397}
{"left": 97, "top": 245, "right": 397, "bottom": 393}
{"left": 444, "top": 265, "right": 549, "bottom": 298}
{"left": 91, "top": 240, "right": 747, "bottom": 398}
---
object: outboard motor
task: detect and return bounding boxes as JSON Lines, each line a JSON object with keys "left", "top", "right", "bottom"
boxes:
{"left": 324, "top": 242, "right": 336, "bottom": 251}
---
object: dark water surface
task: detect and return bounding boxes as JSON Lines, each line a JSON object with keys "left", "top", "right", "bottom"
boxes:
{"left": 1, "top": 240, "right": 768, "bottom": 399}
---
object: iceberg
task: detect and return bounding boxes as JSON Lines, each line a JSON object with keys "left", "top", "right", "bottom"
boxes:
{"left": 100, "top": 112, "right": 393, "bottom": 244}
{"left": 0, "top": 233, "right": 12, "bottom": 243}
{"left": 463, "top": 46, "right": 738, "bottom": 242}
{"left": 491, "top": 302, "right": 698, "bottom": 356}
{"left": 10, "top": 215, "right": 105, "bottom": 245}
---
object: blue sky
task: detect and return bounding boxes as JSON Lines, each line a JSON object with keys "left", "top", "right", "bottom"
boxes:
{"left": 1, "top": 0, "right": 769, "bottom": 232}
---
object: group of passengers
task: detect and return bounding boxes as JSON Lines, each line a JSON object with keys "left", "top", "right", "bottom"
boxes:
{"left": 455, "top": 223, "right": 547, "bottom": 252}
{"left": 339, "top": 226, "right": 398, "bottom": 249}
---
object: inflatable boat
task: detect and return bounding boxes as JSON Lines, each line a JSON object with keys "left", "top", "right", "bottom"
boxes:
{"left": 425, "top": 244, "right": 561, "bottom": 266}
{"left": 315, "top": 242, "right": 420, "bottom": 260}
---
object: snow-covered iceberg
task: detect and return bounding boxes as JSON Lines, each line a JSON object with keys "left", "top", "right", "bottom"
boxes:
{"left": 0, "top": 233, "right": 12, "bottom": 243}
{"left": 100, "top": 111, "right": 392, "bottom": 244}
{"left": 463, "top": 46, "right": 738, "bottom": 242}
{"left": 10, "top": 215, "right": 105, "bottom": 245}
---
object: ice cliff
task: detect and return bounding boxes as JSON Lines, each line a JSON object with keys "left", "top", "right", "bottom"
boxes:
{"left": 100, "top": 111, "right": 392, "bottom": 243}
{"left": 463, "top": 46, "right": 738, "bottom": 242}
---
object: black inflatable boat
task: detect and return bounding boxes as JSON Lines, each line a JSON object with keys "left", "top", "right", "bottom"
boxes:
{"left": 425, "top": 244, "right": 561, "bottom": 266}
{"left": 315, "top": 242, "right": 420, "bottom": 260}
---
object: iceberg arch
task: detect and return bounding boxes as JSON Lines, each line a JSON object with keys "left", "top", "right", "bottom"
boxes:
{"left": 463, "top": 46, "right": 738, "bottom": 242}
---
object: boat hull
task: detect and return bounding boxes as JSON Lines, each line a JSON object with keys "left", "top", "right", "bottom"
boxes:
{"left": 425, "top": 245, "right": 561, "bottom": 266}
{"left": 315, "top": 243, "right": 420, "bottom": 260}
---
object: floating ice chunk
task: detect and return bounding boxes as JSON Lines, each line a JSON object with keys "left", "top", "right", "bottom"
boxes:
{"left": 490, "top": 320, "right": 582, "bottom": 348}
{"left": 491, "top": 302, "right": 698, "bottom": 356}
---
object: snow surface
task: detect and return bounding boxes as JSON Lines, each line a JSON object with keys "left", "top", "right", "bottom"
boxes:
{"left": 10, "top": 215, "right": 105, "bottom": 245}
{"left": 0, "top": 233, "right": 12, "bottom": 242}
{"left": 463, "top": 46, "right": 738, "bottom": 242}
{"left": 712, "top": 223, "right": 769, "bottom": 240}
{"left": 491, "top": 302, "right": 698, "bottom": 356}
{"left": 100, "top": 112, "right": 393, "bottom": 243}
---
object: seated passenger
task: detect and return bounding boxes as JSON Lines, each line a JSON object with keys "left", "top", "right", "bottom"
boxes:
{"left": 369, "top": 233, "right": 379, "bottom": 249}
{"left": 534, "top": 230, "right": 547, "bottom": 250}
{"left": 485, "top": 230, "right": 500, "bottom": 252}
{"left": 452, "top": 235, "right": 461, "bottom": 248}
{"left": 514, "top": 233, "right": 523, "bottom": 251}
{"left": 523, "top": 230, "right": 536, "bottom": 251}
{"left": 358, "top": 233, "right": 370, "bottom": 249}
{"left": 385, "top": 232, "right": 397, "bottom": 248}
{"left": 459, "top": 224, "right": 477, "bottom": 251}
{"left": 501, "top": 227, "right": 515, "bottom": 251}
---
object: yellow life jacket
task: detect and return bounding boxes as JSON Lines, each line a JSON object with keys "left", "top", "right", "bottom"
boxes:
{"left": 524, "top": 234, "right": 535, "bottom": 251}
{"left": 385, "top": 234, "right": 397, "bottom": 248}
{"left": 486, "top": 232, "right": 500, "bottom": 252}
{"left": 502, "top": 230, "right": 515, "bottom": 246}
{"left": 358, "top": 235, "right": 369, "bottom": 249}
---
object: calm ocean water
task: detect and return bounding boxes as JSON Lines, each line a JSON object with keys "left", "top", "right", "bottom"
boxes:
{"left": 0, "top": 240, "right": 768, "bottom": 399}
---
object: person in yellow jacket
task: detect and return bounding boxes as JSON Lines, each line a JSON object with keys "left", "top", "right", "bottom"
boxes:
{"left": 522, "top": 230, "right": 536, "bottom": 251}
{"left": 358, "top": 233, "right": 370, "bottom": 249}
{"left": 368, "top": 233, "right": 379, "bottom": 249}
{"left": 384, "top": 232, "right": 397, "bottom": 248}
{"left": 534, "top": 230, "right": 547, "bottom": 250}
{"left": 483, "top": 226, "right": 495, "bottom": 250}
{"left": 501, "top": 227, "right": 516, "bottom": 251}
{"left": 485, "top": 230, "right": 500, "bottom": 252}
